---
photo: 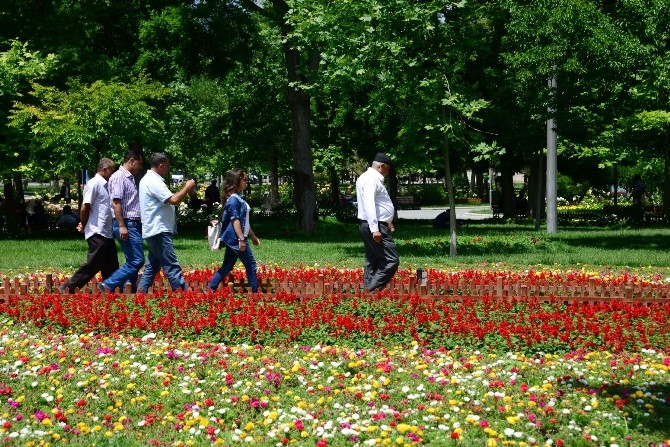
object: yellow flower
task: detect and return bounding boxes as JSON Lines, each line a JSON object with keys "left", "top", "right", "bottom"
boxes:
{"left": 396, "top": 423, "right": 411, "bottom": 434}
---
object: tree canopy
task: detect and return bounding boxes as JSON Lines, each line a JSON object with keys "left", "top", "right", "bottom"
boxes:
{"left": 1, "top": 0, "right": 670, "bottom": 231}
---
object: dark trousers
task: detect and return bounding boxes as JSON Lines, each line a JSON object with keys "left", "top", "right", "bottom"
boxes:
{"left": 63, "top": 234, "right": 119, "bottom": 292}
{"left": 359, "top": 221, "right": 399, "bottom": 292}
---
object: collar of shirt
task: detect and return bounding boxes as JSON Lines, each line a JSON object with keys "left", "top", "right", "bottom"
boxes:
{"left": 94, "top": 173, "right": 108, "bottom": 187}
{"left": 118, "top": 165, "right": 133, "bottom": 179}
{"left": 367, "top": 167, "right": 384, "bottom": 181}
{"left": 147, "top": 169, "right": 164, "bottom": 182}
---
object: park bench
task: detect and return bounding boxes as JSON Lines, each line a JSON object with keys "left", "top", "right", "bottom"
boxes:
{"left": 396, "top": 196, "right": 420, "bottom": 210}
{"left": 557, "top": 210, "right": 606, "bottom": 224}
{"left": 491, "top": 202, "right": 501, "bottom": 218}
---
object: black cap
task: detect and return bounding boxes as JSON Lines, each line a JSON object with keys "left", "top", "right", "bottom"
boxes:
{"left": 373, "top": 152, "right": 393, "bottom": 167}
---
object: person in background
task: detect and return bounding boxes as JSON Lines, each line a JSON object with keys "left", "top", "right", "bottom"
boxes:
{"left": 29, "top": 199, "right": 48, "bottom": 230}
{"left": 99, "top": 144, "right": 144, "bottom": 293}
{"left": 186, "top": 185, "right": 205, "bottom": 211}
{"left": 137, "top": 153, "right": 196, "bottom": 292}
{"left": 60, "top": 178, "right": 71, "bottom": 204}
{"left": 56, "top": 204, "right": 78, "bottom": 228}
{"left": 515, "top": 189, "right": 529, "bottom": 217}
{"left": 632, "top": 174, "right": 646, "bottom": 205}
{"left": 632, "top": 173, "right": 646, "bottom": 223}
{"left": 204, "top": 179, "right": 220, "bottom": 211}
{"left": 356, "top": 152, "right": 399, "bottom": 292}
{"left": 60, "top": 158, "right": 118, "bottom": 293}
{"left": 208, "top": 168, "right": 261, "bottom": 293}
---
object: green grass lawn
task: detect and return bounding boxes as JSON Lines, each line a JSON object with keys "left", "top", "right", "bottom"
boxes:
{"left": 2, "top": 216, "right": 670, "bottom": 275}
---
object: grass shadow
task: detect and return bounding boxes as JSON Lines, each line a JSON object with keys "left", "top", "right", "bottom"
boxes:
{"left": 600, "top": 382, "right": 670, "bottom": 442}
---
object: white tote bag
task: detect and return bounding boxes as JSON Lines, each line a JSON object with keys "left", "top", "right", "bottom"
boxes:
{"left": 207, "top": 220, "right": 222, "bottom": 251}
{"left": 207, "top": 208, "right": 227, "bottom": 251}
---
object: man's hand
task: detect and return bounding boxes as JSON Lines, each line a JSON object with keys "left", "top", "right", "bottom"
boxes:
{"left": 119, "top": 225, "right": 129, "bottom": 241}
{"left": 76, "top": 222, "right": 84, "bottom": 234}
{"left": 373, "top": 231, "right": 382, "bottom": 243}
{"left": 388, "top": 222, "right": 395, "bottom": 233}
{"left": 185, "top": 179, "right": 196, "bottom": 191}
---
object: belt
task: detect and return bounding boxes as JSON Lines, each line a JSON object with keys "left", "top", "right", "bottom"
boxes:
{"left": 125, "top": 218, "right": 141, "bottom": 222}
{"left": 359, "top": 219, "right": 389, "bottom": 227}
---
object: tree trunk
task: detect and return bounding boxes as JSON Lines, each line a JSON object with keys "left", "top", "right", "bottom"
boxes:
{"left": 282, "top": 42, "right": 318, "bottom": 231}
{"left": 664, "top": 130, "right": 670, "bottom": 216}
{"left": 270, "top": 148, "right": 280, "bottom": 208}
{"left": 3, "top": 177, "right": 18, "bottom": 232}
{"left": 529, "top": 150, "right": 545, "bottom": 230}
{"left": 442, "top": 106, "right": 457, "bottom": 257}
{"left": 329, "top": 165, "right": 340, "bottom": 210}
{"left": 499, "top": 171, "right": 515, "bottom": 218}
{"left": 389, "top": 170, "right": 399, "bottom": 221}
{"left": 13, "top": 173, "right": 25, "bottom": 204}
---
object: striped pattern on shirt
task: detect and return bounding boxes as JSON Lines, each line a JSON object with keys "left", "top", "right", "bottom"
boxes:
{"left": 108, "top": 166, "right": 141, "bottom": 219}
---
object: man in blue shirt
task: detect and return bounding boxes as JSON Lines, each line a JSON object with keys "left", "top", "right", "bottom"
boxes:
{"left": 137, "top": 153, "right": 196, "bottom": 292}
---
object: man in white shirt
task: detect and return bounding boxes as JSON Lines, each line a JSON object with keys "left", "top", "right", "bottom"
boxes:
{"left": 60, "top": 158, "right": 118, "bottom": 293}
{"left": 356, "top": 152, "right": 399, "bottom": 292}
{"left": 137, "top": 152, "right": 196, "bottom": 292}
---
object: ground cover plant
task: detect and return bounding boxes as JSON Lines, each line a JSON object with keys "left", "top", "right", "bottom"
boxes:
{"left": 4, "top": 218, "right": 670, "bottom": 274}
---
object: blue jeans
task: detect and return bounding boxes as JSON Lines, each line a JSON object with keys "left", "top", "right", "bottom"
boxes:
{"left": 103, "top": 219, "right": 144, "bottom": 292}
{"left": 138, "top": 232, "right": 187, "bottom": 292}
{"left": 208, "top": 241, "right": 258, "bottom": 292}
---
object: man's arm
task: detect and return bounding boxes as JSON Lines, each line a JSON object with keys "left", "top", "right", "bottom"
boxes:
{"left": 77, "top": 204, "right": 91, "bottom": 234}
{"left": 112, "top": 199, "right": 128, "bottom": 240}
{"left": 166, "top": 179, "right": 196, "bottom": 205}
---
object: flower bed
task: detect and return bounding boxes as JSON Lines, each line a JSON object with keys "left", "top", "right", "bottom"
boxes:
{"left": 0, "top": 325, "right": 668, "bottom": 446}
{"left": 0, "top": 267, "right": 669, "bottom": 445}
{"left": 2, "top": 287, "right": 670, "bottom": 353}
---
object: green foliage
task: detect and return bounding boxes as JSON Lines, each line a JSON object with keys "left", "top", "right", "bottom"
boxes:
{"left": 0, "top": 40, "right": 57, "bottom": 175}
{"left": 10, "top": 76, "right": 169, "bottom": 174}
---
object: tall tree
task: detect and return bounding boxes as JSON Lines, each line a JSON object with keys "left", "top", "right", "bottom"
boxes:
{"left": 499, "top": 0, "right": 649, "bottom": 220}
{"left": 288, "top": 0, "right": 489, "bottom": 255}
{"left": 240, "top": 0, "right": 318, "bottom": 231}
{"left": 0, "top": 40, "right": 56, "bottom": 231}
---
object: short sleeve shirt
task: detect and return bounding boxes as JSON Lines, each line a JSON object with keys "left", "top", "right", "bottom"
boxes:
{"left": 108, "top": 165, "right": 141, "bottom": 219}
{"left": 82, "top": 173, "right": 113, "bottom": 240}
{"left": 139, "top": 169, "right": 176, "bottom": 238}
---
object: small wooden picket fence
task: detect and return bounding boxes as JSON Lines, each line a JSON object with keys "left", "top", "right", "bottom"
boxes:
{"left": 1, "top": 274, "right": 670, "bottom": 305}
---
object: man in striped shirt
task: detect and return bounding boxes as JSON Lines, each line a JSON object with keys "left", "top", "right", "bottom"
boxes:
{"left": 100, "top": 144, "right": 144, "bottom": 293}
